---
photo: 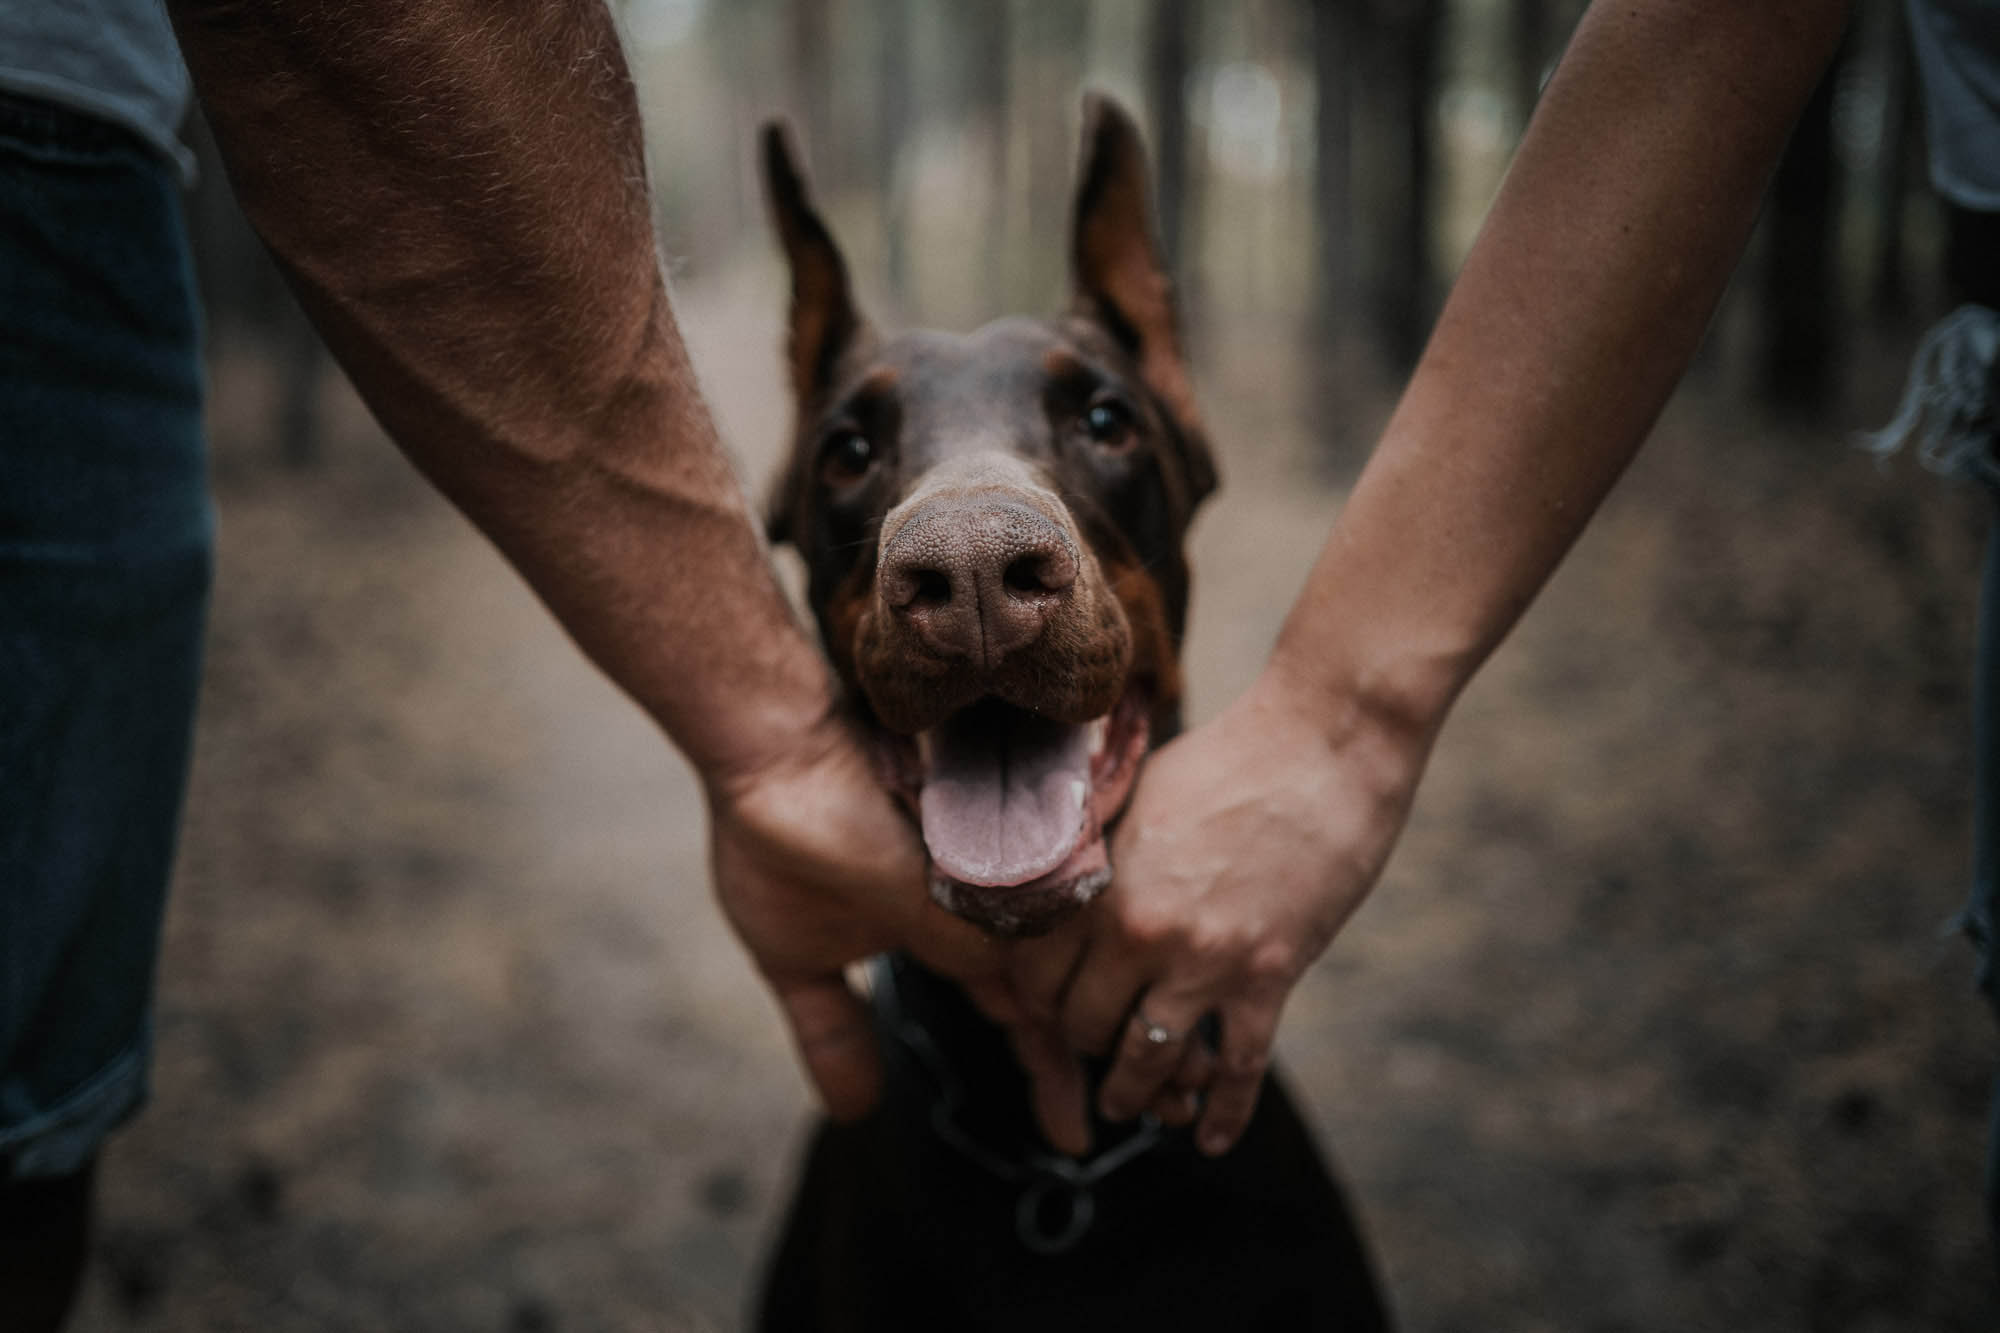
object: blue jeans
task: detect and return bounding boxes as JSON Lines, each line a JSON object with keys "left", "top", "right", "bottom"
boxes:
{"left": 0, "top": 93, "right": 211, "bottom": 1179}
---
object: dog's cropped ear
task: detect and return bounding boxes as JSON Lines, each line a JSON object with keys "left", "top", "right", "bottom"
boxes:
{"left": 1068, "top": 93, "right": 1216, "bottom": 512}
{"left": 760, "top": 120, "right": 871, "bottom": 410}
{"left": 760, "top": 120, "right": 872, "bottom": 546}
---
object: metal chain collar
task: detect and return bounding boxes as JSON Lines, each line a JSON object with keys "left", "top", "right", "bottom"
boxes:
{"left": 870, "top": 958, "right": 1167, "bottom": 1255}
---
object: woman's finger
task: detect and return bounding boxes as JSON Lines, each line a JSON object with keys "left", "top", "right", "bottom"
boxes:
{"left": 1147, "top": 1039, "right": 1217, "bottom": 1125}
{"left": 1096, "top": 988, "right": 1212, "bottom": 1122}
{"left": 1193, "top": 992, "right": 1285, "bottom": 1156}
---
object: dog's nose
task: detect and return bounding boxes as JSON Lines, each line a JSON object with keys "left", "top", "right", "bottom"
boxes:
{"left": 879, "top": 498, "right": 1078, "bottom": 667}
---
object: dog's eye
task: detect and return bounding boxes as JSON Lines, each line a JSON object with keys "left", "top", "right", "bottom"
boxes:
{"left": 819, "top": 430, "right": 875, "bottom": 486}
{"left": 1082, "top": 399, "right": 1134, "bottom": 450}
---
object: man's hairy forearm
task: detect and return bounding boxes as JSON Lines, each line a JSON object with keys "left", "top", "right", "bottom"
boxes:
{"left": 1272, "top": 0, "right": 1851, "bottom": 748}
{"left": 169, "top": 0, "right": 829, "bottom": 783}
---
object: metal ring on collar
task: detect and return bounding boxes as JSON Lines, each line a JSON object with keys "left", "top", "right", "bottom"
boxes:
{"left": 1016, "top": 1175, "right": 1097, "bottom": 1254}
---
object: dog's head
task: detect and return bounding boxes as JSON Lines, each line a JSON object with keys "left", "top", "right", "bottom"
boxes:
{"left": 762, "top": 95, "right": 1217, "bottom": 938}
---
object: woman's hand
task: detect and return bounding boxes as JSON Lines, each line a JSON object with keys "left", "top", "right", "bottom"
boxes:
{"left": 1006, "top": 666, "right": 1433, "bottom": 1155}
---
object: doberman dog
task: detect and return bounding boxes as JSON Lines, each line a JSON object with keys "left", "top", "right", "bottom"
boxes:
{"left": 753, "top": 95, "right": 1391, "bottom": 1333}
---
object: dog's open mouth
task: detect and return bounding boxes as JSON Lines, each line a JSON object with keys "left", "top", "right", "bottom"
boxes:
{"left": 876, "top": 692, "right": 1150, "bottom": 937}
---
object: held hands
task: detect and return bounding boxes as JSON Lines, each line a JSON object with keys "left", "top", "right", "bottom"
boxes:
{"left": 707, "top": 666, "right": 1432, "bottom": 1160}
{"left": 1003, "top": 667, "right": 1433, "bottom": 1156}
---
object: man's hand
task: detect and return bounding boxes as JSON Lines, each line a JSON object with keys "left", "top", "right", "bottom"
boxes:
{"left": 1006, "top": 667, "right": 1431, "bottom": 1155}
{"left": 708, "top": 715, "right": 1006, "bottom": 1120}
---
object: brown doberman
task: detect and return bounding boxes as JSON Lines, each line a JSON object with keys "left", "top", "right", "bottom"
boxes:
{"left": 755, "top": 95, "right": 1391, "bottom": 1332}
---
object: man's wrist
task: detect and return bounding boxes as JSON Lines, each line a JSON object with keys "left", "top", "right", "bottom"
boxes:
{"left": 691, "top": 677, "right": 849, "bottom": 801}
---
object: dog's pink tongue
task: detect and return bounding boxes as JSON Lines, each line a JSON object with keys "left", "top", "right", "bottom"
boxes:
{"left": 918, "top": 708, "right": 1093, "bottom": 888}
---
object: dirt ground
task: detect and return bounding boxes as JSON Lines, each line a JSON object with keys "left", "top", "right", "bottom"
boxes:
{"left": 65, "top": 258, "right": 2000, "bottom": 1331}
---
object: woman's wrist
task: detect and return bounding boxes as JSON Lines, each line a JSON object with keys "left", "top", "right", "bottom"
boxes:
{"left": 1260, "top": 621, "right": 1464, "bottom": 764}
{"left": 1241, "top": 650, "right": 1442, "bottom": 839}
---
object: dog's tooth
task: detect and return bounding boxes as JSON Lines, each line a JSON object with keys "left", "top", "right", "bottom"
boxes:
{"left": 915, "top": 731, "right": 934, "bottom": 770}
{"left": 1069, "top": 777, "right": 1088, "bottom": 810}
{"left": 1087, "top": 718, "right": 1108, "bottom": 757}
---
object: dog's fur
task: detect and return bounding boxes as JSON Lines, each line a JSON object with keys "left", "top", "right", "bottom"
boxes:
{"left": 754, "top": 97, "right": 1390, "bottom": 1332}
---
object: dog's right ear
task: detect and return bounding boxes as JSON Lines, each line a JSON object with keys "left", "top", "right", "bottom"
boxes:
{"left": 760, "top": 121, "right": 870, "bottom": 408}
{"left": 760, "top": 121, "right": 871, "bottom": 546}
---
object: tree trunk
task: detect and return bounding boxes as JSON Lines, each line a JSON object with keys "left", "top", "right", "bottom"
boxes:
{"left": 1310, "top": 0, "right": 1354, "bottom": 347}
{"left": 1761, "top": 44, "right": 1844, "bottom": 414}
{"left": 1148, "top": 0, "right": 1193, "bottom": 275}
{"left": 1511, "top": 0, "right": 1548, "bottom": 132}
{"left": 1365, "top": 0, "right": 1441, "bottom": 370}
{"left": 965, "top": 0, "right": 1012, "bottom": 312}
{"left": 1871, "top": 4, "right": 1918, "bottom": 324}
{"left": 1023, "top": 1, "right": 1089, "bottom": 307}
{"left": 876, "top": 0, "right": 913, "bottom": 305}
{"left": 788, "top": 0, "right": 834, "bottom": 182}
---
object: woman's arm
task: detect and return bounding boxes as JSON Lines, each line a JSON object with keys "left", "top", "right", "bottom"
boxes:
{"left": 1013, "top": 0, "right": 1854, "bottom": 1155}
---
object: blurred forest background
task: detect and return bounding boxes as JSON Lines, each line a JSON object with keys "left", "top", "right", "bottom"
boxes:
{"left": 188, "top": 0, "right": 1949, "bottom": 465}
{"left": 77, "top": 1, "right": 2000, "bottom": 1330}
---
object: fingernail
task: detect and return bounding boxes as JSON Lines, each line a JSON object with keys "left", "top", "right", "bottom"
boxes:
{"left": 1099, "top": 1096, "right": 1129, "bottom": 1122}
{"left": 1199, "top": 1129, "right": 1230, "bottom": 1156}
